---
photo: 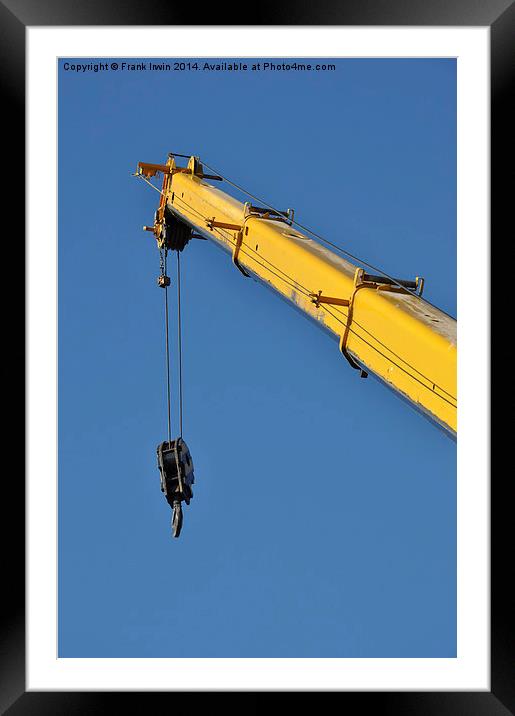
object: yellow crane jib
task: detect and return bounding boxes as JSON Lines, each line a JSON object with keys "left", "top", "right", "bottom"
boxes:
{"left": 136, "top": 154, "right": 457, "bottom": 439}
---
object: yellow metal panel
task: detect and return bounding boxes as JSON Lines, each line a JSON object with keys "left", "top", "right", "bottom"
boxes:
{"left": 146, "top": 162, "right": 457, "bottom": 437}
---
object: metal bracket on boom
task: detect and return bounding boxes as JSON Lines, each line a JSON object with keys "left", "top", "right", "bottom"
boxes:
{"left": 205, "top": 203, "right": 295, "bottom": 279}
{"left": 232, "top": 229, "right": 250, "bottom": 277}
{"left": 139, "top": 156, "right": 223, "bottom": 182}
{"left": 310, "top": 269, "right": 425, "bottom": 379}
{"left": 138, "top": 162, "right": 171, "bottom": 178}
{"left": 204, "top": 219, "right": 250, "bottom": 277}
{"left": 138, "top": 158, "right": 174, "bottom": 249}
{"left": 206, "top": 219, "right": 243, "bottom": 232}
{"left": 360, "top": 272, "right": 425, "bottom": 296}
{"left": 168, "top": 153, "right": 223, "bottom": 181}
{"left": 243, "top": 202, "right": 294, "bottom": 225}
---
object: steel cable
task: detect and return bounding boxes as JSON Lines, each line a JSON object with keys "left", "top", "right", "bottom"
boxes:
{"left": 163, "top": 250, "right": 172, "bottom": 444}
{"left": 177, "top": 250, "right": 184, "bottom": 438}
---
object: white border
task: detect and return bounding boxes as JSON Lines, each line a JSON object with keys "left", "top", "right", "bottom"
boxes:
{"left": 27, "top": 27, "right": 489, "bottom": 691}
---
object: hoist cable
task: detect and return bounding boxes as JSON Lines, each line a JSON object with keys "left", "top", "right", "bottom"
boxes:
{"left": 177, "top": 250, "right": 184, "bottom": 438}
{"left": 163, "top": 250, "right": 172, "bottom": 445}
{"left": 136, "top": 175, "right": 186, "bottom": 436}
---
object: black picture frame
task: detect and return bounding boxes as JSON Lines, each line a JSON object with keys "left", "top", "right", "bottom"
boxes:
{"left": 4, "top": 1, "right": 509, "bottom": 712}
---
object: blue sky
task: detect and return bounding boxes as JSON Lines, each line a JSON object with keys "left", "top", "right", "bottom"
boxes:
{"left": 58, "top": 58, "right": 456, "bottom": 657}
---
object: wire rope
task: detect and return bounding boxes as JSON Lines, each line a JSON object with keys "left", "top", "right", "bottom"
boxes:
{"left": 162, "top": 250, "right": 173, "bottom": 444}
{"left": 177, "top": 250, "right": 184, "bottom": 438}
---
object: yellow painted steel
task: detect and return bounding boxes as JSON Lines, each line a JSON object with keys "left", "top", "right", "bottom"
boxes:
{"left": 138, "top": 156, "right": 457, "bottom": 437}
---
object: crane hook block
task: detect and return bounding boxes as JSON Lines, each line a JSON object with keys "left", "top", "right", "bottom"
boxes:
{"left": 156, "top": 438, "right": 195, "bottom": 538}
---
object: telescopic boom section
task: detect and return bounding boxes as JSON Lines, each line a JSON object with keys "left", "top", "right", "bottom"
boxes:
{"left": 137, "top": 155, "right": 457, "bottom": 438}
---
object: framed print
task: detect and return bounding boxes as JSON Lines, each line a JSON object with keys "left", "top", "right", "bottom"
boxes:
{"left": 3, "top": 0, "right": 510, "bottom": 712}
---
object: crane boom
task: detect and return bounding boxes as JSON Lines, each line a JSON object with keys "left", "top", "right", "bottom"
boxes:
{"left": 137, "top": 155, "right": 457, "bottom": 438}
